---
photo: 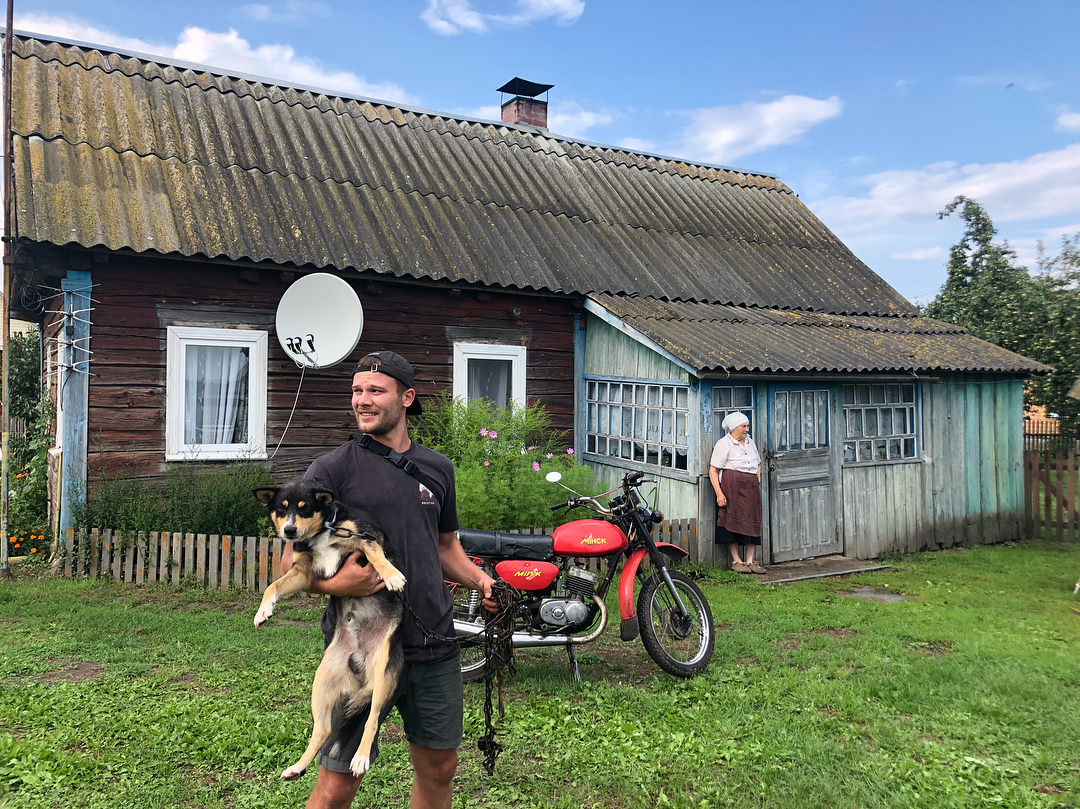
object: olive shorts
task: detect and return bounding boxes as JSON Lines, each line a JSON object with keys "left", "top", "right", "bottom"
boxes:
{"left": 318, "top": 652, "right": 464, "bottom": 774}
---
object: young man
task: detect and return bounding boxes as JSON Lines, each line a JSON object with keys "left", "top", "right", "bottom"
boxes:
{"left": 280, "top": 350, "right": 496, "bottom": 809}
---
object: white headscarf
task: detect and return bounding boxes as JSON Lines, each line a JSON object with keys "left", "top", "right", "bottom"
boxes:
{"left": 722, "top": 411, "right": 750, "bottom": 434}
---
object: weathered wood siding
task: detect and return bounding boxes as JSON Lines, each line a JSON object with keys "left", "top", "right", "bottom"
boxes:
{"left": 843, "top": 374, "right": 1025, "bottom": 558}
{"left": 580, "top": 315, "right": 701, "bottom": 550}
{"left": 583, "top": 317, "right": 689, "bottom": 383}
{"left": 78, "top": 253, "right": 578, "bottom": 482}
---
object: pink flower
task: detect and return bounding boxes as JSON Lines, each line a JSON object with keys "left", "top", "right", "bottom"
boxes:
{"left": 546, "top": 453, "right": 553, "bottom": 459}
{"left": 490, "top": 431, "right": 498, "bottom": 439}
{"left": 533, "top": 461, "right": 541, "bottom": 471}
{"left": 483, "top": 461, "right": 490, "bottom": 466}
{"left": 566, "top": 448, "right": 574, "bottom": 455}
{"left": 527, "top": 446, "right": 536, "bottom": 451}
{"left": 480, "top": 428, "right": 488, "bottom": 437}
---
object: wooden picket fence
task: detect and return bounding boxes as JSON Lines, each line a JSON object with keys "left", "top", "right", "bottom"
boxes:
{"left": 54, "top": 529, "right": 285, "bottom": 592}
{"left": 53, "top": 518, "right": 700, "bottom": 590}
{"left": 1024, "top": 450, "right": 1080, "bottom": 540}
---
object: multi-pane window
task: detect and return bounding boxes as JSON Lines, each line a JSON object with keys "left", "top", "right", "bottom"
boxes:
{"left": 586, "top": 380, "right": 689, "bottom": 470}
{"left": 842, "top": 383, "right": 918, "bottom": 464}
{"left": 773, "top": 389, "right": 830, "bottom": 451}
{"left": 712, "top": 386, "right": 754, "bottom": 438}
{"left": 166, "top": 326, "right": 268, "bottom": 461}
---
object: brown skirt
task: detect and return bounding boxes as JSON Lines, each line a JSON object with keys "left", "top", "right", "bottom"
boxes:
{"left": 716, "top": 469, "right": 762, "bottom": 538}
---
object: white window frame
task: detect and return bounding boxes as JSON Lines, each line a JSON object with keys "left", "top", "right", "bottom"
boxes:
{"left": 166, "top": 326, "right": 268, "bottom": 461}
{"left": 841, "top": 382, "right": 920, "bottom": 465}
{"left": 585, "top": 379, "right": 690, "bottom": 471}
{"left": 452, "top": 343, "right": 527, "bottom": 409}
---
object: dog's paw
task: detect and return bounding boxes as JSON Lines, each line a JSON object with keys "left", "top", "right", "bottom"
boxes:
{"left": 349, "top": 754, "right": 371, "bottom": 777}
{"left": 382, "top": 573, "right": 407, "bottom": 592}
{"left": 254, "top": 604, "right": 274, "bottom": 627}
{"left": 280, "top": 764, "right": 306, "bottom": 781}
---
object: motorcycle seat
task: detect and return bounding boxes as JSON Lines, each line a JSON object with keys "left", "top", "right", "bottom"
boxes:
{"left": 457, "top": 528, "right": 554, "bottom": 562}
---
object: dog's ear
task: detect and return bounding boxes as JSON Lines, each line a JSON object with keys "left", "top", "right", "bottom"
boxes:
{"left": 253, "top": 487, "right": 277, "bottom": 505}
{"left": 314, "top": 490, "right": 335, "bottom": 507}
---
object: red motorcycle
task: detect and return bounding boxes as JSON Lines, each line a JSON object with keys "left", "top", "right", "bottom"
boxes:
{"left": 451, "top": 470, "right": 715, "bottom": 680}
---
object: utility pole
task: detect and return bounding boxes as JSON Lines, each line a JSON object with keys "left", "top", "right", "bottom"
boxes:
{"left": 1, "top": 0, "right": 14, "bottom": 578}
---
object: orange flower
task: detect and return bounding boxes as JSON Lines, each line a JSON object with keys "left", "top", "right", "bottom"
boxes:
{"left": 31, "top": 549, "right": 37, "bottom": 553}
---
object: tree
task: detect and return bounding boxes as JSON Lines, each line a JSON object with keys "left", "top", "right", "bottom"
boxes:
{"left": 925, "top": 196, "right": 1080, "bottom": 433}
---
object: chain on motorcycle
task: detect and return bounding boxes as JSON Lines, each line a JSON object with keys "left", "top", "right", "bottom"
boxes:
{"left": 478, "top": 578, "right": 518, "bottom": 776}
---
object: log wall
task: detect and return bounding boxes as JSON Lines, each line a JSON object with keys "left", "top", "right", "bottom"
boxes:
{"left": 80, "top": 253, "right": 579, "bottom": 482}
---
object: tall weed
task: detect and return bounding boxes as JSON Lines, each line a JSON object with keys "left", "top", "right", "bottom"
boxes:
{"left": 79, "top": 460, "right": 274, "bottom": 536}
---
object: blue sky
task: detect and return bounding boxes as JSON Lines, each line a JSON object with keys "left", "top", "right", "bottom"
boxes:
{"left": 12, "top": 0, "right": 1079, "bottom": 302}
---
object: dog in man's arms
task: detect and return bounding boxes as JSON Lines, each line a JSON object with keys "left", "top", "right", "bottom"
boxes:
{"left": 253, "top": 478, "right": 406, "bottom": 780}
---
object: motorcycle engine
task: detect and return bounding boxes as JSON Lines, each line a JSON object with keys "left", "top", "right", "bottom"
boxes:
{"left": 538, "top": 566, "right": 598, "bottom": 627}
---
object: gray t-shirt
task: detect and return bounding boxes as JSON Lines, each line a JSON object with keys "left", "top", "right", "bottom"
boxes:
{"left": 305, "top": 437, "right": 460, "bottom": 663}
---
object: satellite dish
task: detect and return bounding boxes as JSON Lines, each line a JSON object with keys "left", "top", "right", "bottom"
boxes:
{"left": 275, "top": 273, "right": 363, "bottom": 368}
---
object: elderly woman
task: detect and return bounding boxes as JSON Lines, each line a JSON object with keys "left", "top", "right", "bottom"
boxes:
{"left": 709, "top": 412, "right": 765, "bottom": 574}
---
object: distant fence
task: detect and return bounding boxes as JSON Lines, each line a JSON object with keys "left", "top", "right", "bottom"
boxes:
{"left": 54, "top": 518, "right": 699, "bottom": 589}
{"left": 1025, "top": 450, "right": 1079, "bottom": 539}
{"left": 1024, "top": 422, "right": 1080, "bottom": 452}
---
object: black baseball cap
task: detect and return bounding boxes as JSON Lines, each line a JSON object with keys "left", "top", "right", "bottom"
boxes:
{"left": 353, "top": 351, "right": 423, "bottom": 415}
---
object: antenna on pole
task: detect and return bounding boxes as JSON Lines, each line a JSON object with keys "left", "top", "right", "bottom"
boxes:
{"left": 1, "top": 0, "right": 14, "bottom": 579}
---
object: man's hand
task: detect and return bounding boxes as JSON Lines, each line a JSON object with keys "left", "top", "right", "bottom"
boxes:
{"left": 320, "top": 552, "right": 387, "bottom": 597}
{"left": 282, "top": 543, "right": 385, "bottom": 598}
{"left": 476, "top": 571, "right": 499, "bottom": 614}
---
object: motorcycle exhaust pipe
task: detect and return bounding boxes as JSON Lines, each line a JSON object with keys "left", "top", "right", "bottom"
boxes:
{"left": 453, "top": 596, "right": 607, "bottom": 648}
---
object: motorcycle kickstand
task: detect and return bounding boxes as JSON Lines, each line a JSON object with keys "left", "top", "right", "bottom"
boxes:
{"left": 565, "top": 642, "right": 581, "bottom": 683}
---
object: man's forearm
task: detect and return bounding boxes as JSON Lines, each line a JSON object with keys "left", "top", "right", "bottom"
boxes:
{"left": 439, "top": 532, "right": 486, "bottom": 590}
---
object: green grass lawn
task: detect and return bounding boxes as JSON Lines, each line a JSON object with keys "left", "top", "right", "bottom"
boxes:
{"left": 1, "top": 539, "right": 1078, "bottom": 808}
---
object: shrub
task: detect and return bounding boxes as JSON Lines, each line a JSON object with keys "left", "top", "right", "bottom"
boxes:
{"left": 79, "top": 460, "right": 275, "bottom": 537}
{"left": 414, "top": 393, "right": 600, "bottom": 530}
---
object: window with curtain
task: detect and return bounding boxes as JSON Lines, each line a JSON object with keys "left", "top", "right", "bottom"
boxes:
{"left": 166, "top": 327, "right": 268, "bottom": 460}
{"left": 452, "top": 343, "right": 526, "bottom": 409}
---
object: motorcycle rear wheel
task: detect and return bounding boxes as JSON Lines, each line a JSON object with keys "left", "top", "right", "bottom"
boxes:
{"left": 636, "top": 571, "right": 714, "bottom": 677}
{"left": 450, "top": 582, "right": 489, "bottom": 682}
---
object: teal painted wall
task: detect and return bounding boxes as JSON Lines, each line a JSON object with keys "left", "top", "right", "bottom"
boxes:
{"left": 582, "top": 314, "right": 1027, "bottom": 563}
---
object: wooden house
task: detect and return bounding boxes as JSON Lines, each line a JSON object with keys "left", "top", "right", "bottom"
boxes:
{"left": 5, "top": 32, "right": 1047, "bottom": 564}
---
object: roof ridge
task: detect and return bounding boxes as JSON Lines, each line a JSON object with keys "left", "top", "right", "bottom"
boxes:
{"left": 12, "top": 34, "right": 788, "bottom": 192}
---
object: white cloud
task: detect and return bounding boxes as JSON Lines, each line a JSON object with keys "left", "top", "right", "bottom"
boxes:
{"left": 458, "top": 104, "right": 502, "bottom": 120}
{"left": 14, "top": 12, "right": 415, "bottom": 104}
{"left": 895, "top": 78, "right": 915, "bottom": 94}
{"left": 811, "top": 143, "right": 1080, "bottom": 236}
{"left": 1006, "top": 223, "right": 1080, "bottom": 268}
{"left": 676, "top": 95, "right": 843, "bottom": 164}
{"left": 547, "top": 102, "right": 613, "bottom": 137}
{"left": 238, "top": 2, "right": 331, "bottom": 22}
{"left": 889, "top": 247, "right": 946, "bottom": 261}
{"left": 616, "top": 136, "right": 659, "bottom": 153}
{"left": 421, "top": 0, "right": 584, "bottom": 35}
{"left": 1056, "top": 111, "right": 1080, "bottom": 133}
{"left": 421, "top": 0, "right": 486, "bottom": 34}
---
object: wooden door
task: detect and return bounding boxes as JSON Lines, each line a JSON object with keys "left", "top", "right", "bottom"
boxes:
{"left": 767, "top": 386, "right": 841, "bottom": 562}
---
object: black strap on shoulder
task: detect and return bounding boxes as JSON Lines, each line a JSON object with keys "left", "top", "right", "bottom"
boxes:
{"left": 351, "top": 432, "right": 439, "bottom": 493}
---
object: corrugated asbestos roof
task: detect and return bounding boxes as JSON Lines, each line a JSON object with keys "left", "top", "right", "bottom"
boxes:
{"left": 591, "top": 295, "right": 1049, "bottom": 375}
{"left": 9, "top": 33, "right": 918, "bottom": 316}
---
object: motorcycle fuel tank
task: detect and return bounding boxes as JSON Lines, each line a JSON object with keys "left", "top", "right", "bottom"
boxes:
{"left": 551, "top": 519, "right": 629, "bottom": 557}
{"left": 496, "top": 560, "right": 560, "bottom": 591}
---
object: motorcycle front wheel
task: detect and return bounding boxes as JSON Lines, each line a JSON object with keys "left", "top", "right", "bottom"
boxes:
{"left": 636, "top": 570, "right": 715, "bottom": 677}
{"left": 449, "top": 582, "right": 489, "bottom": 682}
